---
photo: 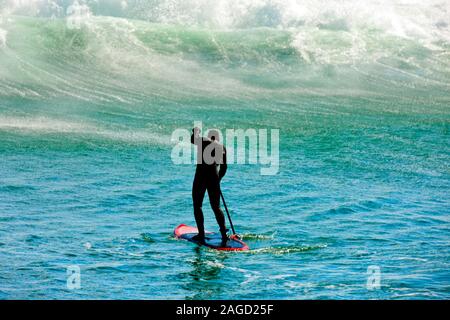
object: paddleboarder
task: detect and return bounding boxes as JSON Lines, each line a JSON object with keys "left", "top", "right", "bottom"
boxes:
{"left": 190, "top": 127, "right": 228, "bottom": 244}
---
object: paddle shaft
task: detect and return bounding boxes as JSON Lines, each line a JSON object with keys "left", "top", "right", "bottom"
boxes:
{"left": 220, "top": 190, "right": 237, "bottom": 235}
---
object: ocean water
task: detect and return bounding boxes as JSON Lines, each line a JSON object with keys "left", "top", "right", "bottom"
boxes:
{"left": 0, "top": 0, "right": 449, "bottom": 299}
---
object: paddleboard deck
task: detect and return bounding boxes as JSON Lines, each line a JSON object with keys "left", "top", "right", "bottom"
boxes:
{"left": 174, "top": 224, "right": 249, "bottom": 251}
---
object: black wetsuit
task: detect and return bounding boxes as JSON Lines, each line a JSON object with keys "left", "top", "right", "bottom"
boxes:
{"left": 191, "top": 132, "right": 227, "bottom": 240}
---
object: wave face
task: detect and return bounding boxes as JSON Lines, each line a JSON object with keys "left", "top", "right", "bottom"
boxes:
{"left": 0, "top": 0, "right": 449, "bottom": 105}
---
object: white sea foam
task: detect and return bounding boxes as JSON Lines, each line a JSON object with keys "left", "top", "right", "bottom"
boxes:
{"left": 0, "top": 116, "right": 88, "bottom": 133}
{"left": 2, "top": 1, "right": 449, "bottom": 39}
{"left": 0, "top": 116, "right": 172, "bottom": 145}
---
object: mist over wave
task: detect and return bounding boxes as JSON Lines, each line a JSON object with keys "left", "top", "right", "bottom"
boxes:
{"left": 2, "top": 1, "right": 450, "bottom": 37}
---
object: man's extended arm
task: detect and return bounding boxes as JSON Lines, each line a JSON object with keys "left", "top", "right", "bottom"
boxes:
{"left": 191, "top": 127, "right": 210, "bottom": 145}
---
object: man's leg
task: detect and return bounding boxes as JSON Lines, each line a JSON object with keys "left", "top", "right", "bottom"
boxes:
{"left": 192, "top": 174, "right": 207, "bottom": 240}
{"left": 207, "top": 179, "right": 228, "bottom": 241}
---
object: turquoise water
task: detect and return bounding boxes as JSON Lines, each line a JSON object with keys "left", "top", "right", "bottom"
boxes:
{"left": 0, "top": 1, "right": 449, "bottom": 299}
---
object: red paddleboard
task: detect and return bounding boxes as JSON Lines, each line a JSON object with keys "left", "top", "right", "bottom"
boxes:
{"left": 174, "top": 224, "right": 249, "bottom": 251}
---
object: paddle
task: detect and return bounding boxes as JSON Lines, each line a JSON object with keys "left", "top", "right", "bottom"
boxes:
{"left": 219, "top": 189, "right": 238, "bottom": 237}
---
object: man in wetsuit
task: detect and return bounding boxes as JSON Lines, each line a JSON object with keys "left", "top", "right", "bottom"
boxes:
{"left": 190, "top": 127, "right": 228, "bottom": 244}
